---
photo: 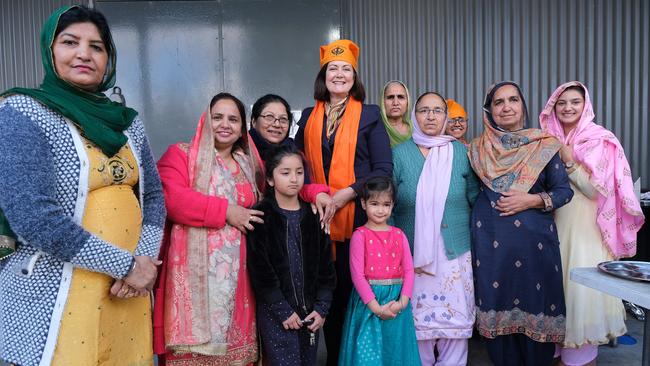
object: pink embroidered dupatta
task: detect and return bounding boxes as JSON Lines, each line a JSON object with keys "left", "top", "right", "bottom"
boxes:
{"left": 162, "top": 110, "right": 260, "bottom": 363}
{"left": 539, "top": 81, "right": 645, "bottom": 258}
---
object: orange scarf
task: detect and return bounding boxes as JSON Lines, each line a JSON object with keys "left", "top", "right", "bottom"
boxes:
{"left": 305, "top": 98, "right": 362, "bottom": 242}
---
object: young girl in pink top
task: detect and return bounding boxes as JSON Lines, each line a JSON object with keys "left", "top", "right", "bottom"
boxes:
{"left": 338, "top": 176, "right": 420, "bottom": 365}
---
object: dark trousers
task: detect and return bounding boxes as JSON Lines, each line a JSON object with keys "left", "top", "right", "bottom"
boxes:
{"left": 323, "top": 241, "right": 352, "bottom": 366}
{"left": 257, "top": 302, "right": 319, "bottom": 366}
{"left": 485, "top": 334, "right": 555, "bottom": 366}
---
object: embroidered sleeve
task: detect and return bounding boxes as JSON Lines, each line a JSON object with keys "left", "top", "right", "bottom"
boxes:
{"left": 543, "top": 153, "right": 574, "bottom": 210}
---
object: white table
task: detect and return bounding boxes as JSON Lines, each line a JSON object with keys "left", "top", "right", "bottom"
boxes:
{"left": 571, "top": 267, "right": 650, "bottom": 366}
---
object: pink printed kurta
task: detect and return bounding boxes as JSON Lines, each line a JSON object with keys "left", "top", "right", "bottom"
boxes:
{"left": 155, "top": 143, "right": 258, "bottom": 366}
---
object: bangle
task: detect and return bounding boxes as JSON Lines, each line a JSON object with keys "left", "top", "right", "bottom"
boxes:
{"left": 565, "top": 161, "right": 578, "bottom": 174}
{"left": 538, "top": 192, "right": 553, "bottom": 212}
{"left": 127, "top": 257, "right": 137, "bottom": 276}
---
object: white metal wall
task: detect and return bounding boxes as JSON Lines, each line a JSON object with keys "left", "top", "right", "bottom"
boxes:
{"left": 342, "top": 0, "right": 649, "bottom": 187}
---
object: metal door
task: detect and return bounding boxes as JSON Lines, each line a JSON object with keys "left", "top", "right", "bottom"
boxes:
{"left": 97, "top": 0, "right": 340, "bottom": 157}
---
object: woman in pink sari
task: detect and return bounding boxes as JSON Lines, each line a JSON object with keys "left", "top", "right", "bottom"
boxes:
{"left": 154, "top": 92, "right": 264, "bottom": 365}
{"left": 540, "top": 81, "right": 645, "bottom": 366}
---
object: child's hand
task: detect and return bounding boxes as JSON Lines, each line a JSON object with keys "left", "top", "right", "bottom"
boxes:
{"left": 388, "top": 301, "right": 403, "bottom": 315}
{"left": 282, "top": 312, "right": 302, "bottom": 330}
{"left": 304, "top": 311, "right": 325, "bottom": 332}
{"left": 377, "top": 302, "right": 397, "bottom": 320}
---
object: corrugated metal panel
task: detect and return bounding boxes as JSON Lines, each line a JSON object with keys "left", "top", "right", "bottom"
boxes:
{"left": 0, "top": 0, "right": 84, "bottom": 91}
{"left": 342, "top": 0, "right": 650, "bottom": 187}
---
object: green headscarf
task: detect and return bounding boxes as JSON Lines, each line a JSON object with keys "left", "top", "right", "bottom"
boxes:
{"left": 1, "top": 5, "right": 137, "bottom": 157}
{"left": 379, "top": 80, "right": 413, "bottom": 147}
{"left": 1, "top": 5, "right": 137, "bottom": 259}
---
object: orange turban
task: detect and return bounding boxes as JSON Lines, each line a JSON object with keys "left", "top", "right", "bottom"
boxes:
{"left": 446, "top": 99, "right": 467, "bottom": 119}
{"left": 320, "top": 39, "right": 359, "bottom": 70}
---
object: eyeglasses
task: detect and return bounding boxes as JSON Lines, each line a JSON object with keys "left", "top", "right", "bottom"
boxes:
{"left": 259, "top": 113, "right": 290, "bottom": 126}
{"left": 416, "top": 107, "right": 446, "bottom": 116}
{"left": 449, "top": 118, "right": 468, "bottom": 125}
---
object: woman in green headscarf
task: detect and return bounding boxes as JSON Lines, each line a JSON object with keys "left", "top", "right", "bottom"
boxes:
{"left": 380, "top": 80, "right": 413, "bottom": 146}
{"left": 0, "top": 5, "right": 165, "bottom": 366}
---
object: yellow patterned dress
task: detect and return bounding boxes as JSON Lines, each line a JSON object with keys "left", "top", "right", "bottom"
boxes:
{"left": 51, "top": 137, "right": 153, "bottom": 366}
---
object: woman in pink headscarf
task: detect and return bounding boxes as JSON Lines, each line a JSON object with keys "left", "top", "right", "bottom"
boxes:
{"left": 539, "top": 81, "right": 645, "bottom": 366}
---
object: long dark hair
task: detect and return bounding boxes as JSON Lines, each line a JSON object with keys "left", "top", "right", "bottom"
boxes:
{"left": 313, "top": 63, "right": 366, "bottom": 102}
{"left": 209, "top": 92, "right": 249, "bottom": 153}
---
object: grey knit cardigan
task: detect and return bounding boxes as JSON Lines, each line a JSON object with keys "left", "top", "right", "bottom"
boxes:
{"left": 0, "top": 95, "right": 166, "bottom": 366}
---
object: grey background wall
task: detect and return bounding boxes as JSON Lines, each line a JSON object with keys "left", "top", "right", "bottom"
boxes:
{"left": 95, "top": 0, "right": 339, "bottom": 158}
{"left": 1, "top": 0, "right": 84, "bottom": 90}
{"left": 341, "top": 0, "right": 650, "bottom": 187}
{"left": 2, "top": 0, "right": 648, "bottom": 186}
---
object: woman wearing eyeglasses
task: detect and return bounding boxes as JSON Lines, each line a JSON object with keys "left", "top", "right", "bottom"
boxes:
{"left": 248, "top": 94, "right": 332, "bottom": 218}
{"left": 445, "top": 99, "right": 469, "bottom": 146}
{"left": 295, "top": 39, "right": 393, "bottom": 365}
{"left": 392, "top": 91, "right": 479, "bottom": 366}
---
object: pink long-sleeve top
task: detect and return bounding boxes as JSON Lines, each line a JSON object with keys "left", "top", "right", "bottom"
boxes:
{"left": 158, "top": 143, "right": 230, "bottom": 229}
{"left": 349, "top": 226, "right": 415, "bottom": 304}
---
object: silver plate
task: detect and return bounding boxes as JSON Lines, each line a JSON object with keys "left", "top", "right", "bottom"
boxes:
{"left": 597, "top": 261, "right": 650, "bottom": 282}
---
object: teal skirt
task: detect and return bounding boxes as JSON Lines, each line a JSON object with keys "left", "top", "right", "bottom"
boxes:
{"left": 339, "top": 281, "right": 420, "bottom": 366}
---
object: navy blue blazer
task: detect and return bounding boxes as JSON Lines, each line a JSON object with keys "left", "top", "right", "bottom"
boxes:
{"left": 295, "top": 103, "right": 393, "bottom": 229}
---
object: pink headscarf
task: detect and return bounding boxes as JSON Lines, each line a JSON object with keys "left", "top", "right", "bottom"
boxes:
{"left": 411, "top": 99, "right": 455, "bottom": 275}
{"left": 539, "top": 81, "right": 645, "bottom": 258}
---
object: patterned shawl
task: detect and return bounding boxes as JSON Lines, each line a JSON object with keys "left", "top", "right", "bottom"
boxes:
{"left": 469, "top": 81, "right": 562, "bottom": 193}
{"left": 379, "top": 80, "right": 413, "bottom": 146}
{"left": 163, "top": 109, "right": 261, "bottom": 353}
{"left": 539, "top": 81, "right": 644, "bottom": 258}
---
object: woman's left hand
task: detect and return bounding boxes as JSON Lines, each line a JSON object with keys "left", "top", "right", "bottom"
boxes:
{"left": 110, "top": 279, "right": 148, "bottom": 298}
{"left": 304, "top": 311, "right": 325, "bottom": 332}
{"left": 495, "top": 190, "right": 544, "bottom": 216}
{"left": 331, "top": 187, "right": 356, "bottom": 213}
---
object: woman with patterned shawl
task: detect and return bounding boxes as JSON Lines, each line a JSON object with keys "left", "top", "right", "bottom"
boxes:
{"left": 295, "top": 39, "right": 393, "bottom": 365}
{"left": 469, "top": 81, "right": 573, "bottom": 366}
{"left": 379, "top": 80, "right": 413, "bottom": 147}
{"left": 540, "top": 81, "right": 645, "bottom": 366}
{"left": 154, "top": 93, "right": 263, "bottom": 365}
{"left": 0, "top": 5, "right": 165, "bottom": 365}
